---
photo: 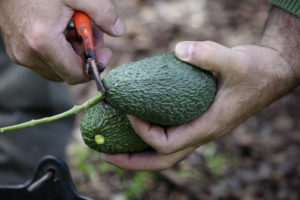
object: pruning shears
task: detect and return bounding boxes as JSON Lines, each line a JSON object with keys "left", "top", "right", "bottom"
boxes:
{"left": 68, "top": 11, "right": 106, "bottom": 95}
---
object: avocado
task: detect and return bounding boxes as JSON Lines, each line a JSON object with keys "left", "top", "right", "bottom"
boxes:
{"left": 80, "top": 103, "right": 149, "bottom": 153}
{"left": 81, "top": 52, "right": 217, "bottom": 153}
{"left": 103, "top": 52, "right": 217, "bottom": 125}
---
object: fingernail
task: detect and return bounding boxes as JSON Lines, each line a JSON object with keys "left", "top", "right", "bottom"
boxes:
{"left": 112, "top": 18, "right": 126, "bottom": 36}
{"left": 127, "top": 115, "right": 135, "bottom": 122}
{"left": 175, "top": 42, "right": 194, "bottom": 59}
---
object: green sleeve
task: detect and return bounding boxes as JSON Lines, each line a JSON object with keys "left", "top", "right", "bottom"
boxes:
{"left": 269, "top": 0, "right": 300, "bottom": 18}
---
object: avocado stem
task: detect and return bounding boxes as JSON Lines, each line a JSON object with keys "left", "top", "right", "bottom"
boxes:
{"left": 0, "top": 92, "right": 105, "bottom": 133}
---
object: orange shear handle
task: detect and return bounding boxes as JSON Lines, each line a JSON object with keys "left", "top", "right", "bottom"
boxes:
{"left": 73, "top": 11, "right": 95, "bottom": 54}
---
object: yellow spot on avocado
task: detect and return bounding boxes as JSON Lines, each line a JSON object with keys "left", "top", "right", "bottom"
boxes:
{"left": 95, "top": 134, "right": 105, "bottom": 144}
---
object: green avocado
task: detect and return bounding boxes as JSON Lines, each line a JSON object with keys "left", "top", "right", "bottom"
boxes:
{"left": 80, "top": 103, "right": 149, "bottom": 153}
{"left": 103, "top": 52, "right": 217, "bottom": 125}
{"left": 81, "top": 52, "right": 217, "bottom": 153}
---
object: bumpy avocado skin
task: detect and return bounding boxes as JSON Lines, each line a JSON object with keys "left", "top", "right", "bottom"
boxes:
{"left": 80, "top": 104, "right": 149, "bottom": 153}
{"left": 103, "top": 52, "right": 217, "bottom": 126}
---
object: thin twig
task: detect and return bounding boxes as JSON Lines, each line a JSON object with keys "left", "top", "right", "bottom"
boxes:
{"left": 0, "top": 93, "right": 105, "bottom": 133}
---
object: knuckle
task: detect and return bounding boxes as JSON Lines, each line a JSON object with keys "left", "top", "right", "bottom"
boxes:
{"left": 5, "top": 48, "right": 16, "bottom": 63}
{"left": 66, "top": 75, "right": 89, "bottom": 85}
{"left": 232, "top": 52, "right": 251, "bottom": 77}
{"left": 8, "top": 47, "right": 28, "bottom": 66}
{"left": 67, "top": 79, "right": 84, "bottom": 85}
{"left": 25, "top": 23, "right": 49, "bottom": 53}
{"left": 103, "top": 1, "right": 117, "bottom": 16}
{"left": 158, "top": 146, "right": 174, "bottom": 155}
{"left": 235, "top": 64, "right": 248, "bottom": 77}
{"left": 202, "top": 40, "right": 217, "bottom": 49}
{"left": 193, "top": 41, "right": 216, "bottom": 64}
{"left": 13, "top": 50, "right": 26, "bottom": 65}
{"left": 65, "top": 0, "right": 78, "bottom": 9}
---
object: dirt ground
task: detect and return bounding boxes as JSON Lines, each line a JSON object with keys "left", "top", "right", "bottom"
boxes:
{"left": 68, "top": 0, "right": 300, "bottom": 199}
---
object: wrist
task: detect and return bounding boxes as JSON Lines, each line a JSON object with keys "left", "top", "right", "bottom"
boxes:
{"left": 260, "top": 6, "right": 300, "bottom": 85}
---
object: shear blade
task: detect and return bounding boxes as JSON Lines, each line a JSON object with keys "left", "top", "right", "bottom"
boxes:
{"left": 89, "top": 60, "right": 106, "bottom": 95}
{"left": 92, "top": 74, "right": 106, "bottom": 95}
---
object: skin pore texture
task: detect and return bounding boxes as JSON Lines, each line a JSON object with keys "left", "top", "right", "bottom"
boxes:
{"left": 0, "top": 0, "right": 125, "bottom": 84}
{"left": 103, "top": 6, "right": 300, "bottom": 171}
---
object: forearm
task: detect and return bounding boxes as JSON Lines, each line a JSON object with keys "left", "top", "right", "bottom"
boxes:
{"left": 261, "top": 6, "right": 300, "bottom": 85}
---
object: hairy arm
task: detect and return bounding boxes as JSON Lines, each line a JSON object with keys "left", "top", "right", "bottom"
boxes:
{"left": 261, "top": 6, "right": 300, "bottom": 83}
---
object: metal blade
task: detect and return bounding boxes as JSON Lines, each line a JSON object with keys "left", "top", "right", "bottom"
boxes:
{"left": 89, "top": 59, "right": 106, "bottom": 95}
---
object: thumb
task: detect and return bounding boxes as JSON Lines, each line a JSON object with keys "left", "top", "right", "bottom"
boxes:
{"left": 175, "top": 41, "right": 237, "bottom": 74}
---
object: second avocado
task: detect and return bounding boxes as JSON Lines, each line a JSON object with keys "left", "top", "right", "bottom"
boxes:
{"left": 103, "top": 52, "right": 217, "bottom": 126}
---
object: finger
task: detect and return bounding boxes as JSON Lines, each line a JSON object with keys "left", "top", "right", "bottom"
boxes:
{"left": 175, "top": 41, "right": 244, "bottom": 74}
{"left": 25, "top": 62, "right": 63, "bottom": 82}
{"left": 96, "top": 48, "right": 112, "bottom": 66}
{"left": 64, "top": 0, "right": 125, "bottom": 36}
{"left": 28, "top": 63, "right": 64, "bottom": 82}
{"left": 10, "top": 45, "right": 64, "bottom": 82}
{"left": 102, "top": 146, "right": 195, "bottom": 171}
{"left": 166, "top": 87, "right": 252, "bottom": 148}
{"left": 93, "top": 26, "right": 104, "bottom": 50}
{"left": 93, "top": 27, "right": 112, "bottom": 66}
{"left": 44, "top": 28, "right": 110, "bottom": 84}
{"left": 128, "top": 114, "right": 211, "bottom": 154}
{"left": 50, "top": 35, "right": 88, "bottom": 84}
{"left": 127, "top": 115, "right": 171, "bottom": 154}
{"left": 33, "top": 31, "right": 89, "bottom": 84}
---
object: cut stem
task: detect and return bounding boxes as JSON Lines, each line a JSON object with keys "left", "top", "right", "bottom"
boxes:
{"left": 0, "top": 93, "right": 105, "bottom": 133}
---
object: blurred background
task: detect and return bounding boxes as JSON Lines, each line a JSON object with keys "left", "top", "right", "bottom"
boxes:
{"left": 67, "top": 0, "right": 300, "bottom": 199}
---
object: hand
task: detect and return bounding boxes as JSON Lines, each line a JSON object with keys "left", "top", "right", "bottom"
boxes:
{"left": 102, "top": 7, "right": 300, "bottom": 170}
{"left": 0, "top": 0, "right": 125, "bottom": 84}
{"left": 102, "top": 42, "right": 296, "bottom": 170}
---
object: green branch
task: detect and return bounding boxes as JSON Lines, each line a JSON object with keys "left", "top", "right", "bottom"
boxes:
{"left": 0, "top": 93, "right": 105, "bottom": 133}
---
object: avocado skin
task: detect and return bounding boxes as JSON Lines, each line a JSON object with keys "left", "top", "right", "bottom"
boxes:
{"left": 80, "top": 104, "right": 149, "bottom": 153}
{"left": 103, "top": 52, "right": 217, "bottom": 126}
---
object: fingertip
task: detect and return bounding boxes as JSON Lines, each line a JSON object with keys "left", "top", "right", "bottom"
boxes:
{"left": 127, "top": 115, "right": 138, "bottom": 123}
{"left": 127, "top": 115, "right": 148, "bottom": 125}
{"left": 127, "top": 115, "right": 150, "bottom": 134}
{"left": 175, "top": 41, "right": 194, "bottom": 61}
{"left": 175, "top": 40, "right": 234, "bottom": 74}
{"left": 96, "top": 48, "right": 112, "bottom": 66}
{"left": 110, "top": 18, "right": 126, "bottom": 36}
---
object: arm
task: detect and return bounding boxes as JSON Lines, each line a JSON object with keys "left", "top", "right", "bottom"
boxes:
{"left": 102, "top": 6, "right": 300, "bottom": 170}
{"left": 261, "top": 6, "right": 300, "bottom": 81}
{"left": 0, "top": 0, "right": 125, "bottom": 84}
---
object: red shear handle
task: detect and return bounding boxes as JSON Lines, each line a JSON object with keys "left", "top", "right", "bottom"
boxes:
{"left": 73, "top": 11, "right": 95, "bottom": 54}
